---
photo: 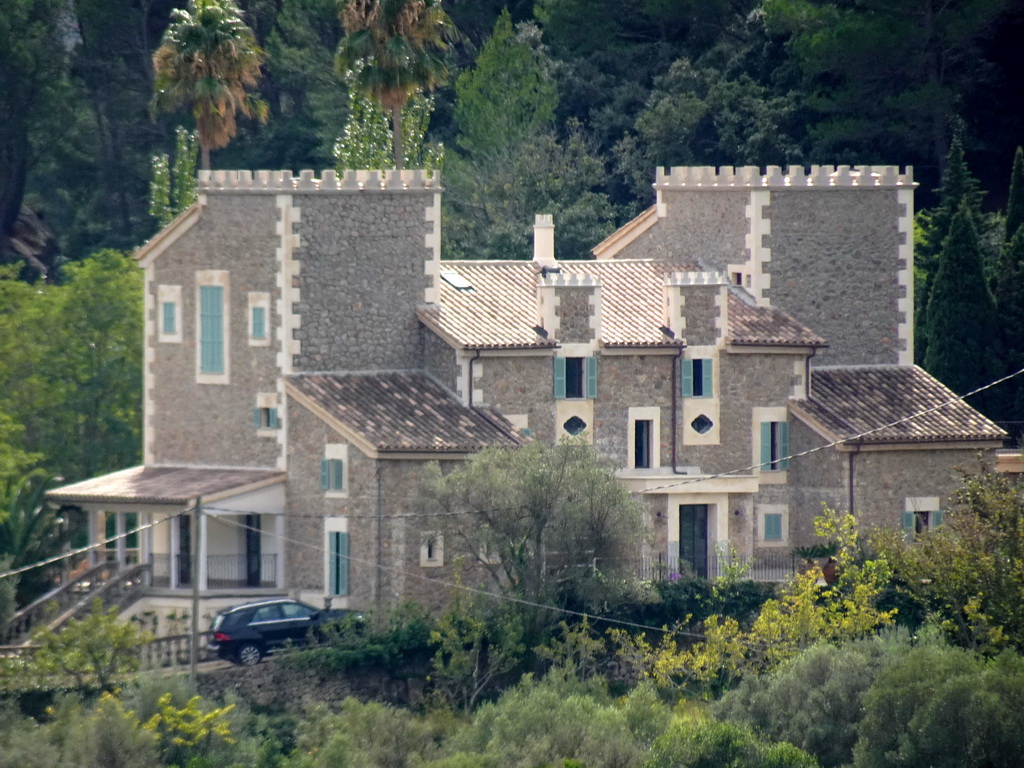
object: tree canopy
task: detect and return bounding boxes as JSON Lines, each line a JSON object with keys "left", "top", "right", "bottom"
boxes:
{"left": 151, "top": 0, "right": 268, "bottom": 170}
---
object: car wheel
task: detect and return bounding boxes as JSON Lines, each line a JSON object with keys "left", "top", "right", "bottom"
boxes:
{"left": 235, "top": 642, "right": 263, "bottom": 666}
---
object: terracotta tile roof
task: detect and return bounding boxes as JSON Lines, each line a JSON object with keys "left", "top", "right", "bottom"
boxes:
{"left": 287, "top": 371, "right": 522, "bottom": 453}
{"left": 420, "top": 260, "right": 823, "bottom": 349}
{"left": 46, "top": 466, "right": 286, "bottom": 506}
{"left": 727, "top": 293, "right": 826, "bottom": 347}
{"left": 792, "top": 365, "right": 1006, "bottom": 444}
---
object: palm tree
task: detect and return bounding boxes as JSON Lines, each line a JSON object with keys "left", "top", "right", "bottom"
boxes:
{"left": 336, "top": 0, "right": 455, "bottom": 170}
{"left": 151, "top": 0, "right": 268, "bottom": 171}
{"left": 0, "top": 470, "right": 66, "bottom": 607}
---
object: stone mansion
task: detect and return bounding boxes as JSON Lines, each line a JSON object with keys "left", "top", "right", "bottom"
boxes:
{"left": 48, "top": 165, "right": 1004, "bottom": 630}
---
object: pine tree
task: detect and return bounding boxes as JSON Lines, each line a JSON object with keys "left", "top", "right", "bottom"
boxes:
{"left": 1006, "top": 146, "right": 1024, "bottom": 243}
{"left": 915, "top": 134, "right": 985, "bottom": 364}
{"left": 924, "top": 199, "right": 1002, "bottom": 414}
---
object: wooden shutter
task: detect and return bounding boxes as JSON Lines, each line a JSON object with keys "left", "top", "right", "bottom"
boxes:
{"left": 330, "top": 459, "right": 344, "bottom": 491}
{"left": 199, "top": 285, "right": 223, "bottom": 373}
{"left": 681, "top": 359, "right": 694, "bottom": 397}
{"left": 764, "top": 513, "right": 783, "bottom": 541}
{"left": 268, "top": 408, "right": 279, "bottom": 429}
{"left": 162, "top": 302, "right": 176, "bottom": 334}
{"left": 931, "top": 509, "right": 944, "bottom": 529}
{"left": 253, "top": 408, "right": 261, "bottom": 428}
{"left": 329, "top": 531, "right": 349, "bottom": 596}
{"left": 778, "top": 421, "right": 790, "bottom": 469}
{"left": 760, "top": 422, "right": 772, "bottom": 470}
{"left": 252, "top": 306, "right": 266, "bottom": 339}
{"left": 902, "top": 511, "right": 916, "bottom": 540}
{"left": 553, "top": 357, "right": 567, "bottom": 399}
{"left": 701, "top": 359, "right": 714, "bottom": 397}
{"left": 320, "top": 459, "right": 330, "bottom": 490}
{"left": 586, "top": 357, "right": 598, "bottom": 398}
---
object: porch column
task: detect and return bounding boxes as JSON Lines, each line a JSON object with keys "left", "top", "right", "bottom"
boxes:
{"left": 169, "top": 512, "right": 180, "bottom": 587}
{"left": 198, "top": 509, "right": 209, "bottom": 591}
{"left": 88, "top": 511, "right": 99, "bottom": 566}
{"left": 275, "top": 514, "right": 286, "bottom": 588}
{"left": 140, "top": 512, "right": 150, "bottom": 566}
{"left": 115, "top": 512, "right": 126, "bottom": 569}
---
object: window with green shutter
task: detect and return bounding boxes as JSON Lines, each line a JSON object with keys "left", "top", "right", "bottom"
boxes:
{"left": 162, "top": 301, "right": 177, "bottom": 334}
{"left": 760, "top": 421, "right": 790, "bottom": 471}
{"left": 253, "top": 407, "right": 278, "bottom": 429}
{"left": 554, "top": 357, "right": 597, "bottom": 399}
{"left": 320, "top": 458, "right": 344, "bottom": 491}
{"left": 199, "top": 285, "right": 224, "bottom": 373}
{"left": 328, "top": 531, "right": 349, "bottom": 596}
{"left": 764, "top": 512, "right": 784, "bottom": 541}
{"left": 681, "top": 358, "right": 713, "bottom": 397}
{"left": 251, "top": 306, "right": 266, "bottom": 340}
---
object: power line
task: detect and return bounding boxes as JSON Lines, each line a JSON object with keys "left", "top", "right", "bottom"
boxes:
{"left": 0, "top": 510, "right": 188, "bottom": 583}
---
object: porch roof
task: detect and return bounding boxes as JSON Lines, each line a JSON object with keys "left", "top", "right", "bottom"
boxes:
{"left": 46, "top": 465, "right": 286, "bottom": 506}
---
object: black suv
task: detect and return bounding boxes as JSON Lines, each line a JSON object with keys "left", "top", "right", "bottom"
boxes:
{"left": 208, "top": 598, "right": 356, "bottom": 665}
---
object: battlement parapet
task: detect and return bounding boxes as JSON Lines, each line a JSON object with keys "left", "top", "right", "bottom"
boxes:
{"left": 666, "top": 271, "right": 730, "bottom": 287}
{"left": 538, "top": 271, "right": 601, "bottom": 288}
{"left": 197, "top": 169, "right": 441, "bottom": 193}
{"left": 655, "top": 165, "right": 914, "bottom": 189}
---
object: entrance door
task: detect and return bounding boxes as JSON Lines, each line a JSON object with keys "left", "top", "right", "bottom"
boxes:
{"left": 178, "top": 515, "right": 191, "bottom": 586}
{"left": 679, "top": 504, "right": 709, "bottom": 578}
{"left": 245, "top": 514, "right": 262, "bottom": 587}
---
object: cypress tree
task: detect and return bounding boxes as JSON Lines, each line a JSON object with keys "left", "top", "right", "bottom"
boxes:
{"left": 915, "top": 135, "right": 985, "bottom": 364}
{"left": 995, "top": 227, "right": 1024, "bottom": 419}
{"left": 994, "top": 149, "right": 1024, "bottom": 421}
{"left": 924, "top": 199, "right": 1002, "bottom": 414}
{"left": 1006, "top": 146, "right": 1024, "bottom": 243}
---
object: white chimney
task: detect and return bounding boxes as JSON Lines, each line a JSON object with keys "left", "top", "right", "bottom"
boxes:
{"left": 533, "top": 214, "right": 555, "bottom": 266}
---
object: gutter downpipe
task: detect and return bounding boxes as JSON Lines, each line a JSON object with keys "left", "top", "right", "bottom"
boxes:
{"left": 671, "top": 345, "right": 688, "bottom": 475}
{"left": 375, "top": 467, "right": 382, "bottom": 609}
{"left": 467, "top": 349, "right": 482, "bottom": 407}
{"left": 848, "top": 444, "right": 859, "bottom": 517}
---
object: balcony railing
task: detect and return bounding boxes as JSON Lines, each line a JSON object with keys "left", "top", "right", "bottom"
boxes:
{"left": 150, "top": 553, "right": 278, "bottom": 589}
{"left": 639, "top": 549, "right": 798, "bottom": 583}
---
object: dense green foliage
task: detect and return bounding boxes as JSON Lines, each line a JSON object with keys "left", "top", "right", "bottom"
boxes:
{"left": 0, "top": 251, "right": 142, "bottom": 486}
{"left": 421, "top": 439, "right": 647, "bottom": 635}
{"left": 923, "top": 200, "right": 1001, "bottom": 403}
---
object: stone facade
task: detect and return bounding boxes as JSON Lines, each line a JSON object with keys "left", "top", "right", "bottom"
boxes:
{"left": 763, "top": 189, "right": 906, "bottom": 365}
{"left": 67, "top": 163, "right": 998, "bottom": 625}
{"left": 292, "top": 191, "right": 435, "bottom": 371}
{"left": 146, "top": 194, "right": 283, "bottom": 468}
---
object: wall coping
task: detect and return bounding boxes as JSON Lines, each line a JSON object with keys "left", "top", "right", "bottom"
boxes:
{"left": 655, "top": 165, "right": 915, "bottom": 189}
{"left": 198, "top": 169, "right": 441, "bottom": 193}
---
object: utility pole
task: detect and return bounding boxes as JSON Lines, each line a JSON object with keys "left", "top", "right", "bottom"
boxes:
{"left": 189, "top": 497, "right": 202, "bottom": 685}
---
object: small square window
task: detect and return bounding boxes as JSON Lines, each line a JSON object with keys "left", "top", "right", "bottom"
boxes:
{"left": 420, "top": 534, "right": 444, "bottom": 567}
{"left": 321, "top": 458, "right": 344, "bottom": 491}
{"left": 902, "top": 509, "right": 943, "bottom": 540}
{"left": 253, "top": 407, "right": 279, "bottom": 430}
{"left": 764, "top": 513, "right": 783, "bottom": 541}
{"left": 158, "top": 285, "right": 182, "bottom": 343}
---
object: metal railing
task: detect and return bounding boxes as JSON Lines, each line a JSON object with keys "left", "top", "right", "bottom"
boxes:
{"left": 3, "top": 562, "right": 150, "bottom": 645}
{"left": 207, "top": 553, "right": 277, "bottom": 588}
{"left": 149, "top": 553, "right": 278, "bottom": 589}
{"left": 639, "top": 550, "right": 798, "bottom": 583}
{"left": 138, "top": 631, "right": 214, "bottom": 670}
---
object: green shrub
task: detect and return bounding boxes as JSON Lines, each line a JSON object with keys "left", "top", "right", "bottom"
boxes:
{"left": 643, "top": 715, "right": 819, "bottom": 768}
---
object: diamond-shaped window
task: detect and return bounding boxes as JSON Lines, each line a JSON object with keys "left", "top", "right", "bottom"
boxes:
{"left": 563, "top": 416, "right": 588, "bottom": 436}
{"left": 691, "top": 415, "right": 714, "bottom": 434}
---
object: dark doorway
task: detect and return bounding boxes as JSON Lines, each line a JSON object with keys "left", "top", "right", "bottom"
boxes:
{"left": 679, "top": 504, "right": 709, "bottom": 578}
{"left": 178, "top": 515, "right": 191, "bottom": 586}
{"left": 245, "top": 514, "right": 262, "bottom": 587}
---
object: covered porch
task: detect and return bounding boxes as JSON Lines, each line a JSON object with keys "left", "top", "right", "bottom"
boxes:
{"left": 47, "top": 465, "right": 288, "bottom": 595}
